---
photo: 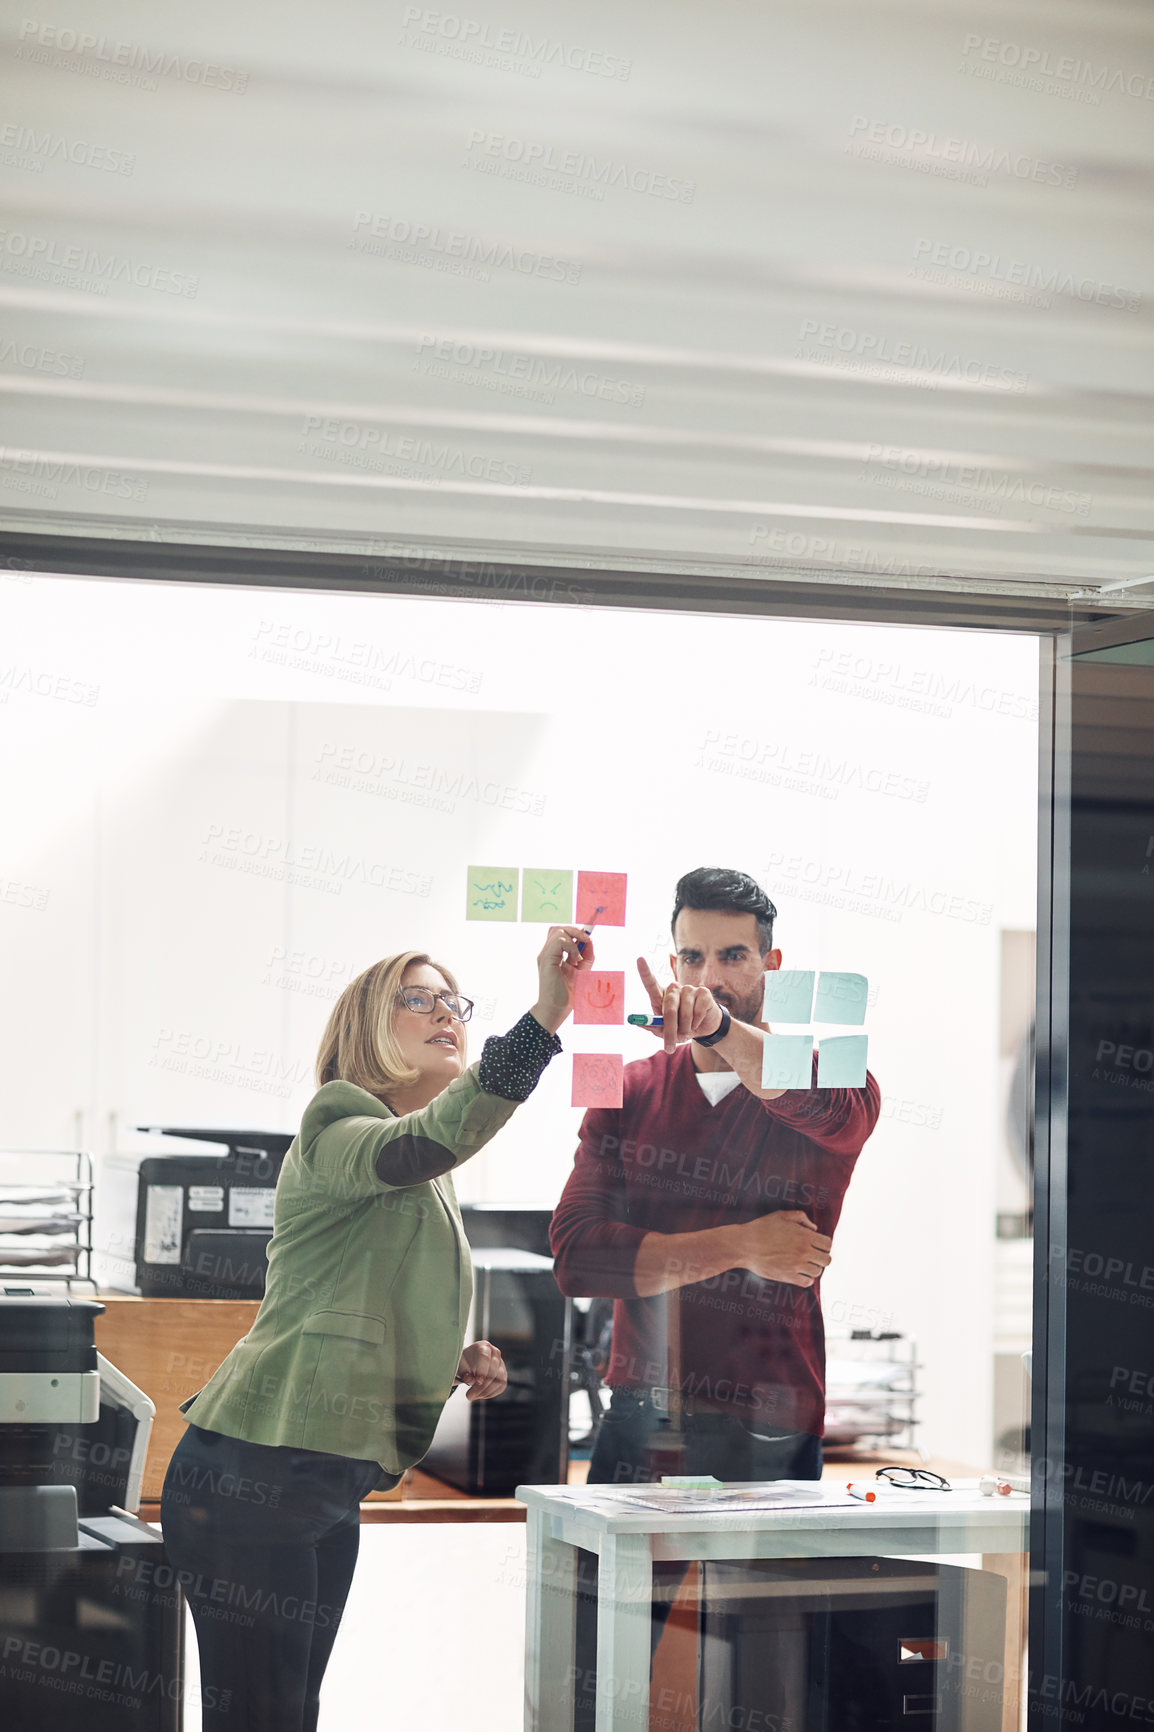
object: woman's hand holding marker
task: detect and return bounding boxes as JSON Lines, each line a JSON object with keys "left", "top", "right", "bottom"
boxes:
{"left": 531, "top": 926, "right": 596, "bottom": 1034}
{"left": 576, "top": 904, "right": 605, "bottom": 956}
{"left": 632, "top": 956, "right": 724, "bottom": 1054}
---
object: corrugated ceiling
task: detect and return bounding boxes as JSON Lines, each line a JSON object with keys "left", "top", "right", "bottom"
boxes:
{"left": 1, "top": 0, "right": 1152, "bottom": 604}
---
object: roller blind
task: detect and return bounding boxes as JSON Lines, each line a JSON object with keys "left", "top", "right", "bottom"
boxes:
{"left": 1, "top": 0, "right": 1152, "bottom": 605}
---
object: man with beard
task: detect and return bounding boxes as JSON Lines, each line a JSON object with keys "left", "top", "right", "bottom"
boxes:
{"left": 550, "top": 867, "right": 880, "bottom": 1723}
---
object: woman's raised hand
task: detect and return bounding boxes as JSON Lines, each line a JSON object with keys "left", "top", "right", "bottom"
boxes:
{"left": 531, "top": 925, "right": 594, "bottom": 1033}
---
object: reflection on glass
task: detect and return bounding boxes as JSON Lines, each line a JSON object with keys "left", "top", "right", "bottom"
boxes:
{"left": 1, "top": 584, "right": 1038, "bottom": 1731}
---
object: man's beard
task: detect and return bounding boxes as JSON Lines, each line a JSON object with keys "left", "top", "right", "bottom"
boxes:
{"left": 711, "top": 978, "right": 765, "bottom": 1026}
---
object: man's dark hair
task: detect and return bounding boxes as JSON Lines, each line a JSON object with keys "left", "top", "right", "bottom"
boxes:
{"left": 671, "top": 867, "right": 777, "bottom": 956}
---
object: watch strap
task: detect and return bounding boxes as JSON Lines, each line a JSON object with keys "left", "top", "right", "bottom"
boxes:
{"left": 693, "top": 1004, "right": 732, "bottom": 1048}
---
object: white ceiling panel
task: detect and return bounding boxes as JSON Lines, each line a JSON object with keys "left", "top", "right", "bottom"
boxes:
{"left": 1, "top": 0, "right": 1152, "bottom": 603}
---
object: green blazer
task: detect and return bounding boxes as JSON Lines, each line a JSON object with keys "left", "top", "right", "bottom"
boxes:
{"left": 179, "top": 1065, "right": 520, "bottom": 1481}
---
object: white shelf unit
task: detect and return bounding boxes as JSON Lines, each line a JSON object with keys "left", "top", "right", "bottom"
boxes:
{"left": 0, "top": 1150, "right": 95, "bottom": 1289}
{"left": 823, "top": 1332, "right": 922, "bottom": 1458}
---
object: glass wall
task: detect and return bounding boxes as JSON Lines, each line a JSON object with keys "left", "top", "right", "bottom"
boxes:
{"left": 0, "top": 573, "right": 1038, "bottom": 1729}
{"left": 1029, "top": 616, "right": 1154, "bottom": 1729}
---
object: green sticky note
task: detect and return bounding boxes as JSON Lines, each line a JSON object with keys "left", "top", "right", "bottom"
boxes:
{"left": 761, "top": 1034, "right": 814, "bottom": 1091}
{"left": 465, "top": 866, "right": 519, "bottom": 921}
{"left": 763, "top": 970, "right": 815, "bottom": 1024}
{"left": 817, "top": 1035, "right": 868, "bottom": 1088}
{"left": 814, "top": 972, "right": 868, "bottom": 1025}
{"left": 521, "top": 869, "right": 573, "bottom": 922}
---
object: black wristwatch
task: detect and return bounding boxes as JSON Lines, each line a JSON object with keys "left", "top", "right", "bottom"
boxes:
{"left": 693, "top": 1005, "right": 732, "bottom": 1048}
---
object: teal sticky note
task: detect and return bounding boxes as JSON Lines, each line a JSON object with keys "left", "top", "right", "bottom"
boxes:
{"left": 465, "top": 866, "right": 519, "bottom": 921}
{"left": 762, "top": 970, "right": 814, "bottom": 1024}
{"left": 818, "top": 1035, "right": 868, "bottom": 1088}
{"left": 521, "top": 869, "right": 573, "bottom": 922}
{"left": 761, "top": 1034, "right": 814, "bottom": 1091}
{"left": 814, "top": 972, "right": 868, "bottom": 1025}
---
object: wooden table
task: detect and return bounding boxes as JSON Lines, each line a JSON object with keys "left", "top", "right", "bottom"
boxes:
{"left": 138, "top": 1465, "right": 544, "bottom": 1525}
{"left": 95, "top": 1296, "right": 261, "bottom": 1503}
{"left": 94, "top": 1294, "right": 577, "bottom": 1518}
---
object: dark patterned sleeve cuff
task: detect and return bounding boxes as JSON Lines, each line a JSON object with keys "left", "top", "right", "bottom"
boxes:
{"left": 478, "top": 1011, "right": 563, "bottom": 1102}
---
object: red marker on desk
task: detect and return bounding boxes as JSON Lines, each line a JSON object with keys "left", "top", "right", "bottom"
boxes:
{"left": 846, "top": 1482, "right": 877, "bottom": 1502}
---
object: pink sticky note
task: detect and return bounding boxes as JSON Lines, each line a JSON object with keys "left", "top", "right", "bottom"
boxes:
{"left": 573, "top": 970, "right": 625, "bottom": 1025}
{"left": 576, "top": 871, "right": 627, "bottom": 927}
{"left": 572, "top": 1053, "right": 624, "bottom": 1109}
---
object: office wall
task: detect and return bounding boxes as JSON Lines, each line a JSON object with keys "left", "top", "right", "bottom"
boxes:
{"left": 0, "top": 572, "right": 1038, "bottom": 1463}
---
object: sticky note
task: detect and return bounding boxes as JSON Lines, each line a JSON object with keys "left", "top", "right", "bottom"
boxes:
{"left": 572, "top": 1053, "right": 624, "bottom": 1109}
{"left": 818, "top": 1035, "right": 869, "bottom": 1088}
{"left": 762, "top": 971, "right": 815, "bottom": 1024}
{"left": 814, "top": 972, "right": 868, "bottom": 1025}
{"left": 576, "top": 871, "right": 627, "bottom": 927}
{"left": 761, "top": 1034, "right": 814, "bottom": 1091}
{"left": 521, "top": 869, "right": 573, "bottom": 922}
{"left": 465, "top": 866, "right": 519, "bottom": 921}
{"left": 573, "top": 970, "right": 625, "bottom": 1025}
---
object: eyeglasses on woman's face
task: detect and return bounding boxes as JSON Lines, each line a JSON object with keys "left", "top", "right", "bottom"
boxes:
{"left": 395, "top": 987, "right": 474, "bottom": 1022}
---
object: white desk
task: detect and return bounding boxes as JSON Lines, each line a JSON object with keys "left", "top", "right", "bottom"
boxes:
{"left": 515, "top": 1481, "right": 1029, "bottom": 1732}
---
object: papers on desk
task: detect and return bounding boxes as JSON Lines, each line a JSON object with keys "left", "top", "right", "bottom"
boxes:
{"left": 562, "top": 1481, "right": 857, "bottom": 1515}
{"left": 0, "top": 1212, "right": 86, "bottom": 1234}
{"left": 0, "top": 1244, "right": 79, "bottom": 1266}
{"left": 0, "top": 1197, "right": 88, "bottom": 1270}
{"left": 0, "top": 1188, "right": 81, "bottom": 1205}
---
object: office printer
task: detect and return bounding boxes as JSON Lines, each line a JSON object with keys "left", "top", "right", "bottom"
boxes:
{"left": 100, "top": 1125, "right": 293, "bottom": 1299}
{"left": 0, "top": 1289, "right": 181, "bottom": 1731}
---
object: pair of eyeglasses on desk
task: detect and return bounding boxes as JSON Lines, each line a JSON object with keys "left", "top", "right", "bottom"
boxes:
{"left": 874, "top": 1467, "right": 952, "bottom": 1490}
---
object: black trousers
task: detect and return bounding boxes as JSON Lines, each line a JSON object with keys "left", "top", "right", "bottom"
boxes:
{"left": 574, "top": 1390, "right": 823, "bottom": 1732}
{"left": 160, "top": 1424, "right": 382, "bottom": 1732}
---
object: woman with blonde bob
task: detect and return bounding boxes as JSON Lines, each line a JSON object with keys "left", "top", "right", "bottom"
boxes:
{"left": 161, "top": 925, "right": 592, "bottom": 1732}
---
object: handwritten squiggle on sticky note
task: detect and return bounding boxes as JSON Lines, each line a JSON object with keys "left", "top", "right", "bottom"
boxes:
{"left": 572, "top": 1053, "right": 623, "bottom": 1108}
{"left": 466, "top": 866, "right": 519, "bottom": 922}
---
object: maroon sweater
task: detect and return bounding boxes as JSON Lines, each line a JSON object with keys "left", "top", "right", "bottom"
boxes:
{"left": 550, "top": 1045, "right": 880, "bottom": 1436}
